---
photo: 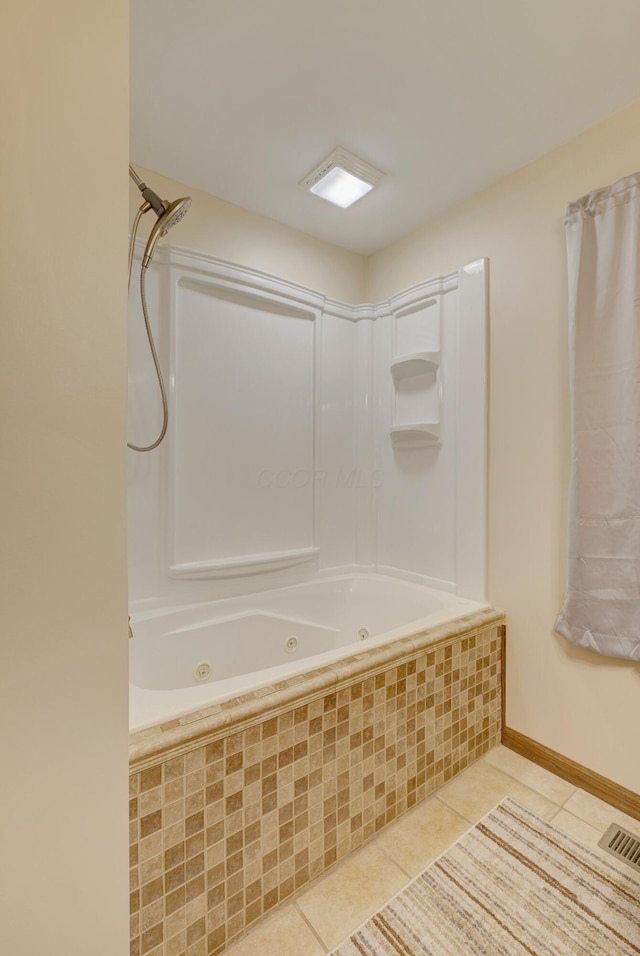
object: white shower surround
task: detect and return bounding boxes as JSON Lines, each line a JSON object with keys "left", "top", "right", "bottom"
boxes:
{"left": 127, "top": 244, "right": 487, "bottom": 609}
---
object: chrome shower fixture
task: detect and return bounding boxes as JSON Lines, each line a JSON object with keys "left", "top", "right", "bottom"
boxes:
{"left": 128, "top": 165, "right": 192, "bottom": 453}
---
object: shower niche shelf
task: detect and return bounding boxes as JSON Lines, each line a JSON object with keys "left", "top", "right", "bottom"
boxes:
{"left": 390, "top": 424, "right": 440, "bottom": 448}
{"left": 390, "top": 296, "right": 442, "bottom": 448}
{"left": 391, "top": 351, "right": 440, "bottom": 380}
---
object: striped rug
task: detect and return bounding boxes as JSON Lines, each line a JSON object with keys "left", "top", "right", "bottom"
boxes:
{"left": 330, "top": 798, "right": 640, "bottom": 956}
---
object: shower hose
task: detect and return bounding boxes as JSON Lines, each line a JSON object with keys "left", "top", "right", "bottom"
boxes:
{"left": 127, "top": 207, "right": 168, "bottom": 452}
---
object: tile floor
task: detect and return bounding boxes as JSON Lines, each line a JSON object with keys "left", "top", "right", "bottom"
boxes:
{"left": 222, "top": 745, "right": 640, "bottom": 955}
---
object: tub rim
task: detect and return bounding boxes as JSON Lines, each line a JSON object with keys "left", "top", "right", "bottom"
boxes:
{"left": 129, "top": 606, "right": 504, "bottom": 772}
{"left": 129, "top": 571, "right": 486, "bottom": 731}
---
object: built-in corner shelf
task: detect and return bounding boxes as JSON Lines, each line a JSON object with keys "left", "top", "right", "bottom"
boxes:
{"left": 390, "top": 351, "right": 440, "bottom": 381}
{"left": 390, "top": 297, "right": 442, "bottom": 448}
{"left": 390, "top": 424, "right": 440, "bottom": 448}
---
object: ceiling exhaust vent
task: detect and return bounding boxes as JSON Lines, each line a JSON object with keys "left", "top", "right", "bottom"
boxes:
{"left": 299, "top": 147, "right": 384, "bottom": 208}
{"left": 598, "top": 824, "right": 640, "bottom": 873}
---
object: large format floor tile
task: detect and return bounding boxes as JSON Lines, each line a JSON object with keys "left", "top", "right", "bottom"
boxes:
{"left": 436, "top": 757, "right": 560, "bottom": 823}
{"left": 374, "top": 795, "right": 470, "bottom": 876}
{"left": 484, "top": 745, "right": 577, "bottom": 805}
{"left": 222, "top": 904, "right": 324, "bottom": 956}
{"left": 295, "top": 843, "right": 408, "bottom": 950}
{"left": 563, "top": 787, "right": 640, "bottom": 834}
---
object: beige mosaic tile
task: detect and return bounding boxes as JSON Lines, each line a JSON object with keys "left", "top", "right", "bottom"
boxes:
{"left": 129, "top": 615, "right": 503, "bottom": 956}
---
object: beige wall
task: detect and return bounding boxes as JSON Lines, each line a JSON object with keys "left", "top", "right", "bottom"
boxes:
{"left": 129, "top": 167, "right": 367, "bottom": 303}
{"left": 368, "top": 100, "right": 640, "bottom": 793}
{"left": 1, "top": 3, "right": 129, "bottom": 954}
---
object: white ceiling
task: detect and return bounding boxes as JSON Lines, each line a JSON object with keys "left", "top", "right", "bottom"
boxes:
{"left": 131, "top": 0, "right": 640, "bottom": 256}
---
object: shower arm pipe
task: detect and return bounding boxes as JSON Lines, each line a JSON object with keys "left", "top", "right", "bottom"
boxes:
{"left": 129, "top": 164, "right": 144, "bottom": 188}
{"left": 129, "top": 164, "right": 168, "bottom": 217}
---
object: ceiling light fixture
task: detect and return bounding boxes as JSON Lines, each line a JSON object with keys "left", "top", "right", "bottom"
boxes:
{"left": 300, "top": 147, "right": 384, "bottom": 208}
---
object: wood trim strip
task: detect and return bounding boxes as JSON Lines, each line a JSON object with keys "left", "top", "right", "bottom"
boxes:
{"left": 500, "top": 623, "right": 506, "bottom": 736}
{"left": 502, "top": 726, "right": 640, "bottom": 822}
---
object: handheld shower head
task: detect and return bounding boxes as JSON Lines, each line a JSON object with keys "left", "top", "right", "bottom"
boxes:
{"left": 141, "top": 196, "right": 192, "bottom": 268}
{"left": 129, "top": 165, "right": 192, "bottom": 269}
{"left": 128, "top": 165, "right": 192, "bottom": 453}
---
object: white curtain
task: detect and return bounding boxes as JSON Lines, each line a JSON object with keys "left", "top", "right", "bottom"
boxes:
{"left": 556, "top": 171, "right": 640, "bottom": 661}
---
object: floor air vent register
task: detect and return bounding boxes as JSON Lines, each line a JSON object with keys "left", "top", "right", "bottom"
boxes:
{"left": 598, "top": 824, "right": 640, "bottom": 873}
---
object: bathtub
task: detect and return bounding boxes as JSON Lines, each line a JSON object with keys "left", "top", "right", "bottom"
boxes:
{"left": 129, "top": 573, "right": 487, "bottom": 731}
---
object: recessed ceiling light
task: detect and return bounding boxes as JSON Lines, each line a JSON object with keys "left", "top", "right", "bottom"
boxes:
{"left": 300, "top": 147, "right": 384, "bottom": 209}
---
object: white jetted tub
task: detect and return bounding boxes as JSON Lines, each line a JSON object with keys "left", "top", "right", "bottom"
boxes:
{"left": 129, "top": 573, "right": 486, "bottom": 731}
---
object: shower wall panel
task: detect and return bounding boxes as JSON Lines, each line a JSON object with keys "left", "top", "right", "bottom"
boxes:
{"left": 315, "top": 313, "right": 359, "bottom": 570}
{"left": 373, "top": 289, "right": 458, "bottom": 586}
{"left": 373, "top": 262, "right": 488, "bottom": 600}
{"left": 127, "top": 246, "right": 487, "bottom": 606}
{"left": 171, "top": 279, "right": 315, "bottom": 574}
{"left": 127, "top": 249, "right": 361, "bottom": 604}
